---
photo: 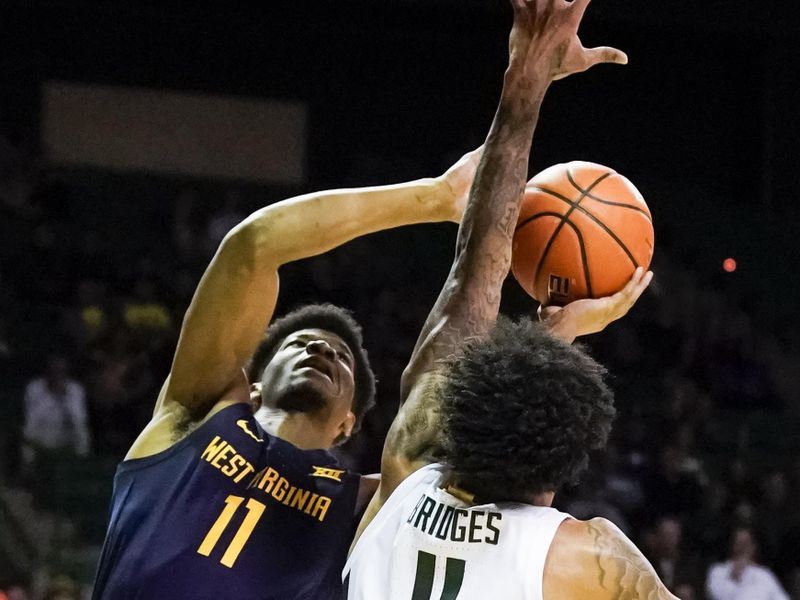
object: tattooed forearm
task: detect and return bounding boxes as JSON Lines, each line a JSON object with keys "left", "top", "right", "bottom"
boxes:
{"left": 388, "top": 381, "right": 444, "bottom": 462}
{"left": 586, "top": 520, "right": 677, "bottom": 600}
{"left": 400, "top": 70, "right": 550, "bottom": 403}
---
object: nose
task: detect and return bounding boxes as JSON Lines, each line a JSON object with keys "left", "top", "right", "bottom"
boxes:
{"left": 306, "top": 339, "right": 336, "bottom": 360}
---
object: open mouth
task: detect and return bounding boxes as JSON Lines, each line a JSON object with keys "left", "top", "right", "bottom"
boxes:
{"left": 297, "top": 356, "right": 335, "bottom": 382}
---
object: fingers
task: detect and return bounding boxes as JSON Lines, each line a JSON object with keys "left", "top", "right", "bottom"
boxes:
{"left": 613, "top": 267, "right": 652, "bottom": 313}
{"left": 538, "top": 305, "right": 562, "bottom": 321}
{"left": 249, "top": 382, "right": 262, "bottom": 403}
{"left": 584, "top": 45, "right": 629, "bottom": 67}
{"left": 630, "top": 268, "right": 653, "bottom": 301}
{"left": 569, "top": 0, "right": 592, "bottom": 23}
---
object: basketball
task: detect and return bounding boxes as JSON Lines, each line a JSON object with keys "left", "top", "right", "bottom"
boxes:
{"left": 511, "top": 161, "right": 654, "bottom": 305}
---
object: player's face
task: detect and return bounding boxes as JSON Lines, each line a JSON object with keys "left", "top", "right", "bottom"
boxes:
{"left": 260, "top": 328, "right": 356, "bottom": 425}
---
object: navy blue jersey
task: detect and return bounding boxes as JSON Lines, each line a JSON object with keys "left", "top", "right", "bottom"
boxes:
{"left": 92, "top": 403, "right": 360, "bottom": 600}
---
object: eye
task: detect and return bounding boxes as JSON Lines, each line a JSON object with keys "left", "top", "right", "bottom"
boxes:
{"left": 338, "top": 351, "right": 354, "bottom": 368}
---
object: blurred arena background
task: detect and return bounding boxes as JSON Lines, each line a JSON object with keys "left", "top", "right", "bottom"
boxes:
{"left": 2, "top": 1, "right": 800, "bottom": 598}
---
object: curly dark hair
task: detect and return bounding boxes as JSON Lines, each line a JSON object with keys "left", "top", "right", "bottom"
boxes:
{"left": 247, "top": 304, "right": 376, "bottom": 433}
{"left": 439, "top": 315, "right": 615, "bottom": 502}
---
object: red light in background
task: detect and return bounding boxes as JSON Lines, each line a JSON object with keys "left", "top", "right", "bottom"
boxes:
{"left": 723, "top": 258, "right": 737, "bottom": 273}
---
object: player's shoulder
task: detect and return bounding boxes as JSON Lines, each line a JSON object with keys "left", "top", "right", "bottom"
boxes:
{"left": 125, "top": 398, "right": 256, "bottom": 462}
{"left": 544, "top": 517, "right": 661, "bottom": 600}
{"left": 24, "top": 376, "right": 46, "bottom": 394}
{"left": 547, "top": 516, "right": 611, "bottom": 562}
{"left": 706, "top": 560, "right": 729, "bottom": 576}
{"left": 551, "top": 515, "right": 619, "bottom": 543}
{"left": 748, "top": 562, "right": 782, "bottom": 582}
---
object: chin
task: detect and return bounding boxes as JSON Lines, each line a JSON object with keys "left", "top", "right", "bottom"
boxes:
{"left": 274, "top": 380, "right": 329, "bottom": 413}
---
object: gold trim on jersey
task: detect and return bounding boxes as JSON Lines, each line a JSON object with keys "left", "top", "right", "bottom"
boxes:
{"left": 310, "top": 466, "right": 345, "bottom": 482}
{"left": 443, "top": 483, "right": 476, "bottom": 504}
{"left": 236, "top": 419, "right": 264, "bottom": 442}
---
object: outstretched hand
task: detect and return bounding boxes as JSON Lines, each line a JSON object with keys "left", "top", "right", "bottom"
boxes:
{"left": 438, "top": 146, "right": 484, "bottom": 223}
{"left": 509, "top": 0, "right": 627, "bottom": 82}
{"left": 541, "top": 267, "right": 653, "bottom": 341}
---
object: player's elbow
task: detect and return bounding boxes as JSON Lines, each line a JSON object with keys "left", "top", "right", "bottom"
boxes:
{"left": 218, "top": 217, "right": 279, "bottom": 270}
{"left": 399, "top": 365, "right": 416, "bottom": 403}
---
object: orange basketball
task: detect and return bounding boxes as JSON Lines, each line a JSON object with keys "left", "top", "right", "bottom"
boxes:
{"left": 511, "top": 161, "right": 654, "bottom": 305}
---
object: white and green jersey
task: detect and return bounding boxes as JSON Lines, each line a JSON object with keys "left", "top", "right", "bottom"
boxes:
{"left": 343, "top": 463, "right": 570, "bottom": 600}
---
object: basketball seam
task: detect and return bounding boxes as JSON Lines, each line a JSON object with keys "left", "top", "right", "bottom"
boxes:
{"left": 529, "top": 171, "right": 610, "bottom": 300}
{"left": 532, "top": 177, "right": 642, "bottom": 272}
{"left": 582, "top": 191, "right": 653, "bottom": 222}
{"left": 562, "top": 169, "right": 652, "bottom": 221}
{"left": 515, "top": 213, "right": 591, "bottom": 301}
{"left": 566, "top": 169, "right": 644, "bottom": 271}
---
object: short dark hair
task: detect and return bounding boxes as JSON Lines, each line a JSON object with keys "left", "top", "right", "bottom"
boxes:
{"left": 247, "top": 304, "right": 376, "bottom": 433}
{"left": 439, "top": 315, "right": 615, "bottom": 502}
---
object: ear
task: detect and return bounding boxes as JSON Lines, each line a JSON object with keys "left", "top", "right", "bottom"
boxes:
{"left": 339, "top": 410, "right": 356, "bottom": 439}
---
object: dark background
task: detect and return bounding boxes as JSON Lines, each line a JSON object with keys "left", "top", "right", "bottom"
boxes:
{"left": 5, "top": 0, "right": 800, "bottom": 309}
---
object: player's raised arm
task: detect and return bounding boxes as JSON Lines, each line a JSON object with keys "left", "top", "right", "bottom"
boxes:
{"left": 544, "top": 518, "right": 678, "bottom": 600}
{"left": 376, "top": 0, "right": 628, "bottom": 498}
{"left": 161, "top": 154, "right": 481, "bottom": 420}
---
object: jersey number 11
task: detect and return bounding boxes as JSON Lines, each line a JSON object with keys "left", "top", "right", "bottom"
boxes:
{"left": 412, "top": 550, "right": 465, "bottom": 600}
{"left": 197, "top": 495, "right": 266, "bottom": 568}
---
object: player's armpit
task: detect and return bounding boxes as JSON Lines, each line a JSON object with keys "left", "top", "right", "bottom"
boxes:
{"left": 355, "top": 474, "right": 380, "bottom": 516}
{"left": 381, "top": 372, "right": 445, "bottom": 494}
{"left": 544, "top": 518, "right": 678, "bottom": 600}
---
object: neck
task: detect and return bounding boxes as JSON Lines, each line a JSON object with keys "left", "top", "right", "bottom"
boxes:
{"left": 527, "top": 491, "right": 556, "bottom": 507}
{"left": 47, "top": 378, "right": 66, "bottom": 395}
{"left": 443, "top": 481, "right": 555, "bottom": 507}
{"left": 254, "top": 406, "right": 329, "bottom": 450}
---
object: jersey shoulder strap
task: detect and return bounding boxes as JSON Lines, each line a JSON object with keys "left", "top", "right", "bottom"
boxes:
{"left": 507, "top": 504, "right": 570, "bottom": 600}
{"left": 345, "top": 463, "right": 443, "bottom": 575}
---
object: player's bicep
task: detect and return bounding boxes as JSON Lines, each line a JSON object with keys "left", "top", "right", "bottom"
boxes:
{"left": 166, "top": 230, "right": 279, "bottom": 416}
{"left": 381, "top": 372, "right": 444, "bottom": 497}
{"left": 547, "top": 518, "right": 678, "bottom": 600}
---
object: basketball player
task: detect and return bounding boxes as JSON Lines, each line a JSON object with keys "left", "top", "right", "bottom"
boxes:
{"left": 90, "top": 141, "right": 483, "bottom": 596}
{"left": 344, "top": 0, "right": 677, "bottom": 599}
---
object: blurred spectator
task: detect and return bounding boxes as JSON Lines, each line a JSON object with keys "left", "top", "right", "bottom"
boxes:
{"left": 123, "top": 277, "right": 172, "bottom": 339}
{"left": 2, "top": 585, "right": 29, "bottom": 600}
{"left": 21, "top": 353, "right": 91, "bottom": 468}
{"left": 755, "top": 470, "right": 789, "bottom": 569}
{"left": 41, "top": 576, "right": 80, "bottom": 600}
{"left": 642, "top": 444, "right": 704, "bottom": 520}
{"left": 61, "top": 279, "right": 108, "bottom": 352}
{"left": 601, "top": 444, "right": 646, "bottom": 523}
{"left": 726, "top": 459, "right": 759, "bottom": 508}
{"left": 684, "top": 479, "right": 732, "bottom": 558}
{"left": 563, "top": 469, "right": 631, "bottom": 535}
{"left": 89, "top": 327, "right": 154, "bottom": 455}
{"left": 674, "top": 583, "right": 697, "bottom": 600}
{"left": 706, "top": 526, "right": 789, "bottom": 600}
{"left": 644, "top": 516, "right": 702, "bottom": 594}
